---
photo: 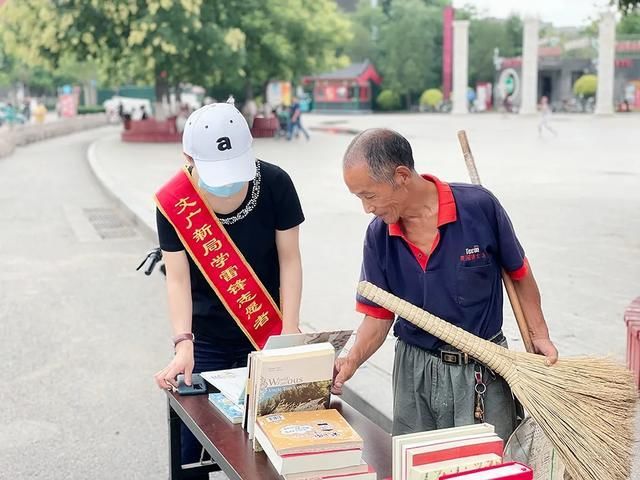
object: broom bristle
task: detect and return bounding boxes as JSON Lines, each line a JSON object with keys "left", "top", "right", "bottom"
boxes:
{"left": 510, "top": 356, "right": 637, "bottom": 480}
{"left": 357, "top": 281, "right": 638, "bottom": 480}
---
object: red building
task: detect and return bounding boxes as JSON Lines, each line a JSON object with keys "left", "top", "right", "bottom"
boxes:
{"left": 303, "top": 60, "right": 382, "bottom": 112}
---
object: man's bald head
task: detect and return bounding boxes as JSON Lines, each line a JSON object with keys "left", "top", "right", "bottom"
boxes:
{"left": 343, "top": 128, "right": 415, "bottom": 184}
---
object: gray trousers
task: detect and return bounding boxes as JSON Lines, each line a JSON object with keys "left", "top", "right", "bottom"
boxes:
{"left": 392, "top": 339, "right": 517, "bottom": 442}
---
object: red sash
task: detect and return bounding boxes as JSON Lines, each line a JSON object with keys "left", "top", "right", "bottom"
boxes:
{"left": 155, "top": 167, "right": 282, "bottom": 349}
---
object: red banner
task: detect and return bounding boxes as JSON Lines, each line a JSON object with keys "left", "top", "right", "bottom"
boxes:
{"left": 155, "top": 168, "right": 282, "bottom": 349}
{"left": 442, "top": 6, "right": 454, "bottom": 101}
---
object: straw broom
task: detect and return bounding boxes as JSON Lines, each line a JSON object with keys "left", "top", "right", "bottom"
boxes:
{"left": 455, "top": 130, "right": 635, "bottom": 477}
{"left": 457, "top": 130, "right": 534, "bottom": 354}
{"left": 357, "top": 281, "right": 637, "bottom": 480}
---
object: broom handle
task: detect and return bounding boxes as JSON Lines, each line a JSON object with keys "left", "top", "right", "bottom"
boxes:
{"left": 457, "top": 130, "right": 535, "bottom": 354}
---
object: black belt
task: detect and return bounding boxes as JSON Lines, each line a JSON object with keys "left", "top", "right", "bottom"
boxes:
{"left": 429, "top": 331, "right": 505, "bottom": 366}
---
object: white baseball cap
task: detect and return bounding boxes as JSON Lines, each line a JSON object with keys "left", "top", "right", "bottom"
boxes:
{"left": 182, "top": 103, "right": 256, "bottom": 187}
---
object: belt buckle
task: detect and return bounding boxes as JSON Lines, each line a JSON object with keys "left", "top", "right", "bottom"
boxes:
{"left": 440, "top": 350, "right": 469, "bottom": 365}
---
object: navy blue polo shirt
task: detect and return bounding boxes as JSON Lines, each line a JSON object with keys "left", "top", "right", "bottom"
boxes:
{"left": 355, "top": 175, "right": 528, "bottom": 351}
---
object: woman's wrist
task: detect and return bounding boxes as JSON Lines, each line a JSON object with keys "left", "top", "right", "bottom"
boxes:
{"left": 173, "top": 332, "right": 194, "bottom": 349}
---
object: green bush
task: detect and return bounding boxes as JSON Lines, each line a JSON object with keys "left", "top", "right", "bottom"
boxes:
{"left": 573, "top": 75, "right": 597, "bottom": 97}
{"left": 376, "top": 90, "right": 401, "bottom": 111}
{"left": 78, "top": 105, "right": 106, "bottom": 115}
{"left": 420, "top": 88, "right": 443, "bottom": 108}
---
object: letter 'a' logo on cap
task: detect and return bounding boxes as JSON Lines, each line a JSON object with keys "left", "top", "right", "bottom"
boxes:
{"left": 217, "top": 137, "right": 232, "bottom": 151}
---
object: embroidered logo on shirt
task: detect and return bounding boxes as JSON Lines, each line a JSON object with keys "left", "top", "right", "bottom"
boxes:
{"left": 460, "top": 244, "right": 489, "bottom": 262}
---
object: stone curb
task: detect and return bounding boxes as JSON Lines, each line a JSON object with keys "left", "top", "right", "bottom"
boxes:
{"left": 0, "top": 114, "right": 111, "bottom": 159}
{"left": 86, "top": 137, "right": 158, "bottom": 242}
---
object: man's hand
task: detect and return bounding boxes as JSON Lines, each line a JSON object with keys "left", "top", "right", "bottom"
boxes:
{"left": 332, "top": 356, "right": 359, "bottom": 395}
{"left": 281, "top": 324, "right": 301, "bottom": 335}
{"left": 532, "top": 337, "right": 558, "bottom": 366}
{"left": 154, "top": 341, "right": 195, "bottom": 390}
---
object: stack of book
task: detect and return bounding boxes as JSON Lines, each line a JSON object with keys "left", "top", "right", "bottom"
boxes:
{"left": 255, "top": 409, "right": 376, "bottom": 479}
{"left": 201, "top": 367, "right": 248, "bottom": 424}
{"left": 202, "top": 330, "right": 353, "bottom": 426}
{"left": 392, "top": 423, "right": 504, "bottom": 480}
{"left": 202, "top": 339, "right": 377, "bottom": 478}
{"left": 244, "top": 343, "right": 336, "bottom": 441}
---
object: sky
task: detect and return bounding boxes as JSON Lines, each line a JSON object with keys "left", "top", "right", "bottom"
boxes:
{"left": 453, "top": 0, "right": 616, "bottom": 27}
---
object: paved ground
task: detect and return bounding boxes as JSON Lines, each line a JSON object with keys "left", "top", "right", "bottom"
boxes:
{"left": 0, "top": 128, "right": 170, "bottom": 479}
{"left": 2, "top": 111, "right": 639, "bottom": 478}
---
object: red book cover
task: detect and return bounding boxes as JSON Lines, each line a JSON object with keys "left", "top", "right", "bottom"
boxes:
{"left": 404, "top": 436, "right": 504, "bottom": 478}
{"left": 409, "top": 438, "right": 504, "bottom": 466}
{"left": 439, "top": 461, "right": 533, "bottom": 479}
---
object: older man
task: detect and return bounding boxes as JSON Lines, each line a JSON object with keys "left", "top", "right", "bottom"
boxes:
{"left": 333, "top": 128, "right": 557, "bottom": 441}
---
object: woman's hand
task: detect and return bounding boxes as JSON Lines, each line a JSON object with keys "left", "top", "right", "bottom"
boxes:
{"left": 154, "top": 341, "right": 195, "bottom": 389}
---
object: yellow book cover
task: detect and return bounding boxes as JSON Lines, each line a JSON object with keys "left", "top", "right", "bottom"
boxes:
{"left": 256, "top": 409, "right": 363, "bottom": 456}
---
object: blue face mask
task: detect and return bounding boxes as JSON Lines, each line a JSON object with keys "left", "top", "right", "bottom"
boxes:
{"left": 198, "top": 178, "right": 245, "bottom": 197}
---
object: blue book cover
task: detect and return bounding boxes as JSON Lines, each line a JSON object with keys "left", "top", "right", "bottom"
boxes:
{"left": 209, "top": 393, "right": 244, "bottom": 424}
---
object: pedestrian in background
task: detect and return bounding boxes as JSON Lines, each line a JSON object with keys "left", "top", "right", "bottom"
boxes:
{"left": 33, "top": 102, "right": 47, "bottom": 124}
{"left": 287, "top": 96, "right": 310, "bottom": 141}
{"left": 538, "top": 96, "right": 557, "bottom": 138}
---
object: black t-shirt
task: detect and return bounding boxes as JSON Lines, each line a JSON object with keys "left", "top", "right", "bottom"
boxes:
{"left": 156, "top": 160, "right": 305, "bottom": 348}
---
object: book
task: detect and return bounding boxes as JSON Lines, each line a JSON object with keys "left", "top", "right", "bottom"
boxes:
{"left": 403, "top": 434, "right": 503, "bottom": 479}
{"left": 283, "top": 461, "right": 372, "bottom": 480}
{"left": 255, "top": 410, "right": 363, "bottom": 475}
{"left": 285, "top": 466, "right": 377, "bottom": 480}
{"left": 246, "top": 343, "right": 335, "bottom": 442}
{"left": 242, "top": 351, "right": 257, "bottom": 430}
{"left": 208, "top": 393, "right": 244, "bottom": 424}
{"left": 407, "top": 453, "right": 501, "bottom": 480}
{"left": 263, "top": 330, "right": 354, "bottom": 358}
{"left": 256, "top": 409, "right": 363, "bottom": 455}
{"left": 201, "top": 366, "right": 247, "bottom": 405}
{"left": 392, "top": 423, "right": 495, "bottom": 480}
{"left": 439, "top": 462, "right": 533, "bottom": 480}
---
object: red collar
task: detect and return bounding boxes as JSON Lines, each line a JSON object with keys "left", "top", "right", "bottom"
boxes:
{"left": 389, "top": 174, "right": 457, "bottom": 237}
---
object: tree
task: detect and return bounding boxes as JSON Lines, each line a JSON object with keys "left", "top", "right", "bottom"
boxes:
{"left": 0, "top": 38, "right": 93, "bottom": 99}
{"left": 376, "top": 89, "right": 401, "bottom": 110}
{"left": 618, "top": 1, "right": 640, "bottom": 14}
{"left": 223, "top": 0, "right": 352, "bottom": 99}
{"left": 618, "top": 10, "right": 640, "bottom": 34}
{"left": 461, "top": 12, "right": 522, "bottom": 85}
{"left": 420, "top": 88, "right": 443, "bottom": 110}
{"left": 573, "top": 74, "right": 597, "bottom": 97}
{"left": 374, "top": 0, "right": 443, "bottom": 107}
{"left": 0, "top": 0, "right": 352, "bottom": 109}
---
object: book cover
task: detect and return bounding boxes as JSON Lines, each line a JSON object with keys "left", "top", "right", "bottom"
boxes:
{"left": 256, "top": 409, "right": 363, "bottom": 455}
{"left": 392, "top": 423, "right": 495, "bottom": 480}
{"left": 208, "top": 393, "right": 244, "bottom": 424}
{"left": 408, "top": 453, "right": 501, "bottom": 480}
{"left": 243, "top": 351, "right": 257, "bottom": 430}
{"left": 248, "top": 343, "right": 335, "bottom": 442}
{"left": 404, "top": 435, "right": 503, "bottom": 480}
{"left": 264, "top": 330, "right": 354, "bottom": 358}
{"left": 283, "top": 461, "right": 371, "bottom": 480}
{"left": 439, "top": 462, "right": 533, "bottom": 480}
{"left": 255, "top": 421, "right": 363, "bottom": 475}
{"left": 289, "top": 467, "right": 376, "bottom": 480}
{"left": 201, "top": 367, "right": 247, "bottom": 405}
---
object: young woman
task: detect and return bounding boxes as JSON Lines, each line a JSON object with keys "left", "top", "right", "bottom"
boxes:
{"left": 153, "top": 102, "right": 304, "bottom": 466}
